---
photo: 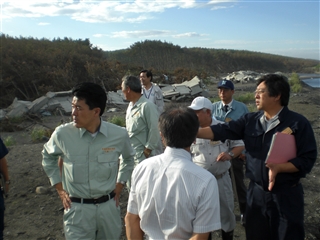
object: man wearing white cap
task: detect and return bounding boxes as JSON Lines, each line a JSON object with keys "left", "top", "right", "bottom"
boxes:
{"left": 189, "top": 96, "right": 245, "bottom": 240}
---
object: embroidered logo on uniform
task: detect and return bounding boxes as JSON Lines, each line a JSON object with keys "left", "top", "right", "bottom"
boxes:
{"left": 133, "top": 112, "right": 140, "bottom": 117}
{"left": 102, "top": 147, "right": 115, "bottom": 152}
{"left": 225, "top": 117, "right": 232, "bottom": 122}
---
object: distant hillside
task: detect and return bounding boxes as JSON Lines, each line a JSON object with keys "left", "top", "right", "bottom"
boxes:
{"left": 104, "top": 40, "right": 319, "bottom": 74}
{"left": 0, "top": 35, "right": 318, "bottom": 109}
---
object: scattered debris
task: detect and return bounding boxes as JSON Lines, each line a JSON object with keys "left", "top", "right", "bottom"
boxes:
{"left": 0, "top": 72, "right": 263, "bottom": 120}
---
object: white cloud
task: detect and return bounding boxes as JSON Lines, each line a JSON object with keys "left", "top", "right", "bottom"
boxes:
{"left": 1, "top": 1, "right": 235, "bottom": 22}
{"left": 210, "top": 5, "right": 229, "bottom": 10}
{"left": 109, "top": 30, "right": 207, "bottom": 39}
{"left": 173, "top": 32, "right": 203, "bottom": 38}
{"left": 93, "top": 33, "right": 108, "bottom": 38}
{"left": 111, "top": 30, "right": 171, "bottom": 38}
{"left": 38, "top": 22, "right": 50, "bottom": 26}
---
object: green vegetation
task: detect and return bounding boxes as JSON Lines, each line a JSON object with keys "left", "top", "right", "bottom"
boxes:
{"left": 209, "top": 97, "right": 221, "bottom": 103}
{"left": 31, "top": 128, "right": 52, "bottom": 142}
{"left": 289, "top": 73, "right": 302, "bottom": 93}
{"left": 234, "top": 92, "right": 255, "bottom": 104}
{"left": 108, "top": 115, "right": 126, "bottom": 127}
{"left": 6, "top": 116, "right": 25, "bottom": 124}
{"left": 3, "top": 136, "right": 16, "bottom": 147}
{"left": 1, "top": 35, "right": 318, "bottom": 108}
{"left": 247, "top": 104, "right": 257, "bottom": 113}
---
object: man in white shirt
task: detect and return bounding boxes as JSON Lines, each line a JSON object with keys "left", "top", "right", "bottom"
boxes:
{"left": 140, "top": 70, "right": 164, "bottom": 114}
{"left": 125, "top": 107, "right": 221, "bottom": 240}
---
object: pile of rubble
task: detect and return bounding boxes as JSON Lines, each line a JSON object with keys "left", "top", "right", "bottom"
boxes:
{"left": 223, "top": 70, "right": 262, "bottom": 83}
{"left": 0, "top": 72, "right": 266, "bottom": 120}
{"left": 0, "top": 91, "right": 73, "bottom": 120}
{"left": 0, "top": 76, "right": 210, "bottom": 120}
{"left": 108, "top": 76, "right": 210, "bottom": 105}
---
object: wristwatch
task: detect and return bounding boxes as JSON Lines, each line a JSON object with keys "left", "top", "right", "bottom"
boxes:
{"left": 118, "top": 181, "right": 126, "bottom": 186}
{"left": 228, "top": 151, "right": 235, "bottom": 158}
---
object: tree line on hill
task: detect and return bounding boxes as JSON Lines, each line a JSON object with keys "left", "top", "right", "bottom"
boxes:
{"left": 0, "top": 35, "right": 318, "bottom": 109}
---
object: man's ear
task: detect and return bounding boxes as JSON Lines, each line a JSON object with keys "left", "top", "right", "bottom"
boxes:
{"left": 160, "top": 131, "right": 166, "bottom": 147}
{"left": 94, "top": 108, "right": 101, "bottom": 116}
{"left": 274, "top": 94, "right": 281, "bottom": 102}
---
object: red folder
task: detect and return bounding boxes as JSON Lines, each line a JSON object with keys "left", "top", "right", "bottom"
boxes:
{"left": 265, "top": 132, "right": 297, "bottom": 164}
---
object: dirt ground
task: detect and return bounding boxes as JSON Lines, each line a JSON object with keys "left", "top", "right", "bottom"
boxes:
{"left": 0, "top": 81, "right": 319, "bottom": 240}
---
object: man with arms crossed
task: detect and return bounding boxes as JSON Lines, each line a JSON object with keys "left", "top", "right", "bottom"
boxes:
{"left": 125, "top": 107, "right": 221, "bottom": 240}
{"left": 198, "top": 74, "right": 317, "bottom": 240}
{"left": 42, "top": 82, "right": 134, "bottom": 239}
{"left": 140, "top": 69, "right": 164, "bottom": 114}
{"left": 212, "top": 79, "right": 249, "bottom": 224}
{"left": 189, "top": 96, "right": 244, "bottom": 240}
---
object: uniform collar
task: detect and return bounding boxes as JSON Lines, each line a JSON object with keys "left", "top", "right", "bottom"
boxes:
{"left": 79, "top": 118, "right": 107, "bottom": 138}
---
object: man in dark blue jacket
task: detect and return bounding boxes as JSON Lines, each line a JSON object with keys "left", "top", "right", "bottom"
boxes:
{"left": 198, "top": 74, "right": 317, "bottom": 240}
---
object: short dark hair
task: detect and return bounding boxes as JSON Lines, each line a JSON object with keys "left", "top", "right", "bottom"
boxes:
{"left": 159, "top": 107, "right": 199, "bottom": 148}
{"left": 140, "top": 69, "right": 153, "bottom": 81}
{"left": 122, "top": 75, "right": 142, "bottom": 93}
{"left": 257, "top": 74, "right": 290, "bottom": 106}
{"left": 72, "top": 82, "right": 106, "bottom": 116}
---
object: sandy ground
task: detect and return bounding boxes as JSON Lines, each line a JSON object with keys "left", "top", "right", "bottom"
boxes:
{"left": 0, "top": 81, "right": 319, "bottom": 240}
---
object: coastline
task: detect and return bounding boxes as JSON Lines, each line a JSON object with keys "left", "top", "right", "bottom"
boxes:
{"left": 302, "top": 78, "right": 320, "bottom": 88}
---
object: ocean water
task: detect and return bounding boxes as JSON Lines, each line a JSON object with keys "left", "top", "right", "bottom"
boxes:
{"left": 302, "top": 78, "right": 320, "bottom": 88}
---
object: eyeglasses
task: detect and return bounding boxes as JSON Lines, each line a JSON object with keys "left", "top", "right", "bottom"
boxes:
{"left": 254, "top": 89, "right": 267, "bottom": 95}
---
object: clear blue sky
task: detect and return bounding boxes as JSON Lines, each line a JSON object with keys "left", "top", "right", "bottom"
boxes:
{"left": 1, "top": 0, "right": 319, "bottom": 60}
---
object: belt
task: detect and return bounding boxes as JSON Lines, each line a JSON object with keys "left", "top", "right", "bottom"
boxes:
{"left": 70, "top": 192, "right": 115, "bottom": 204}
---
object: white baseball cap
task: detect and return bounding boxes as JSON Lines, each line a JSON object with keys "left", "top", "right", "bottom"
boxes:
{"left": 188, "top": 97, "right": 213, "bottom": 110}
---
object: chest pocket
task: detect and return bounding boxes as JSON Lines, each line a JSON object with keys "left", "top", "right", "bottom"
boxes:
{"left": 96, "top": 153, "right": 118, "bottom": 181}
{"left": 64, "top": 155, "right": 88, "bottom": 184}
{"left": 126, "top": 111, "right": 143, "bottom": 135}
{"left": 244, "top": 128, "right": 264, "bottom": 153}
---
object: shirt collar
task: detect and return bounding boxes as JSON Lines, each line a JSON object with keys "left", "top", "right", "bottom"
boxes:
{"left": 79, "top": 118, "right": 106, "bottom": 138}
{"left": 163, "top": 146, "right": 192, "bottom": 162}
{"left": 130, "top": 95, "right": 145, "bottom": 108}
{"left": 223, "top": 99, "right": 233, "bottom": 108}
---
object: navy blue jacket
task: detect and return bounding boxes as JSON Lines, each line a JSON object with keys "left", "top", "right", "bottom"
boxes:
{"left": 211, "top": 106, "right": 317, "bottom": 191}
{"left": 0, "top": 138, "right": 8, "bottom": 160}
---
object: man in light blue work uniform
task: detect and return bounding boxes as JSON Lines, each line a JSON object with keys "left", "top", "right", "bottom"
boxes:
{"left": 122, "top": 75, "right": 162, "bottom": 190}
{"left": 122, "top": 75, "right": 162, "bottom": 165}
{"left": 42, "top": 82, "right": 134, "bottom": 240}
{"left": 212, "top": 79, "right": 249, "bottom": 225}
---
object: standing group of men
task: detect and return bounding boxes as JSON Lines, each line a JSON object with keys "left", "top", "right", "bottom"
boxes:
{"left": 40, "top": 72, "right": 316, "bottom": 240}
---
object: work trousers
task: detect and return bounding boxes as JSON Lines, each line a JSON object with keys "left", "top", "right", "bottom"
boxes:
{"left": 63, "top": 198, "right": 121, "bottom": 240}
{"left": 216, "top": 172, "right": 236, "bottom": 232}
{"left": 231, "top": 157, "right": 247, "bottom": 214}
{"left": 245, "top": 181, "right": 304, "bottom": 240}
